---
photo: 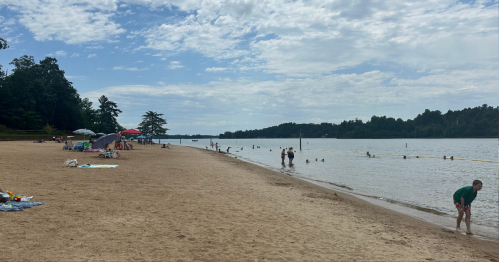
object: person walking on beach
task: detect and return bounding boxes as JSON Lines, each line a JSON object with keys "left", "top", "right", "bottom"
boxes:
{"left": 281, "top": 149, "right": 286, "bottom": 164}
{"left": 287, "top": 147, "right": 294, "bottom": 165}
{"left": 453, "top": 180, "right": 482, "bottom": 235}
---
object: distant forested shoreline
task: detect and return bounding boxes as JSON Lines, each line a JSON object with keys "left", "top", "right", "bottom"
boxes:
{"left": 220, "top": 105, "right": 498, "bottom": 139}
{"left": 155, "top": 134, "right": 218, "bottom": 139}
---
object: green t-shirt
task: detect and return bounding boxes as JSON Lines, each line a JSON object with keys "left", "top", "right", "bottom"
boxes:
{"left": 453, "top": 186, "right": 477, "bottom": 206}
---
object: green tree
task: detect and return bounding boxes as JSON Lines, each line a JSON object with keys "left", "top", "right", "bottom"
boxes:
{"left": 0, "top": 37, "right": 8, "bottom": 50}
{"left": 80, "top": 97, "right": 96, "bottom": 130}
{"left": 10, "top": 55, "right": 36, "bottom": 72}
{"left": 0, "top": 36, "right": 8, "bottom": 78}
{"left": 0, "top": 56, "right": 82, "bottom": 130}
{"left": 43, "top": 123, "right": 57, "bottom": 135}
{"left": 138, "top": 111, "right": 168, "bottom": 139}
{"left": 95, "top": 95, "right": 122, "bottom": 133}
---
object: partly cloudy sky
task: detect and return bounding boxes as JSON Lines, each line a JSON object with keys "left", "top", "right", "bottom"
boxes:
{"left": 0, "top": 0, "right": 497, "bottom": 135}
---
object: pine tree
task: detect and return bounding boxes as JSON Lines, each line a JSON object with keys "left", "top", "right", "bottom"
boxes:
{"left": 138, "top": 111, "right": 168, "bottom": 140}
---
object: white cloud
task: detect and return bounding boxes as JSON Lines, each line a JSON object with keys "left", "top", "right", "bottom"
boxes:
{"left": 135, "top": 13, "right": 250, "bottom": 60}
{"left": 129, "top": 0, "right": 497, "bottom": 78}
{"left": 87, "top": 54, "right": 97, "bottom": 58}
{"left": 135, "top": 60, "right": 143, "bottom": 63}
{"left": 168, "top": 61, "right": 183, "bottom": 69}
{"left": 3, "top": 33, "right": 23, "bottom": 44}
{"left": 70, "top": 53, "right": 80, "bottom": 57}
{"left": 1, "top": 0, "right": 125, "bottom": 44}
{"left": 55, "top": 50, "right": 67, "bottom": 56}
{"left": 113, "top": 66, "right": 149, "bottom": 71}
{"left": 97, "top": 68, "right": 105, "bottom": 70}
{"left": 0, "top": 17, "right": 16, "bottom": 26}
{"left": 205, "top": 67, "right": 227, "bottom": 72}
{"left": 1, "top": 26, "right": 15, "bottom": 34}
{"left": 123, "top": 10, "right": 134, "bottom": 16}
{"left": 47, "top": 50, "right": 67, "bottom": 57}
{"left": 86, "top": 45, "right": 103, "bottom": 49}
{"left": 65, "top": 75, "right": 86, "bottom": 80}
{"left": 157, "top": 81, "right": 165, "bottom": 85}
{"left": 457, "top": 85, "right": 478, "bottom": 91}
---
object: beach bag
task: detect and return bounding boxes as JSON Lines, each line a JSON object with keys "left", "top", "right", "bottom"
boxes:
{"left": 0, "top": 192, "right": 10, "bottom": 201}
{"left": 64, "top": 159, "right": 78, "bottom": 167}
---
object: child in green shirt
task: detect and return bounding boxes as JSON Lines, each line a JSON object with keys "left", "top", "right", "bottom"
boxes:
{"left": 453, "top": 180, "right": 482, "bottom": 235}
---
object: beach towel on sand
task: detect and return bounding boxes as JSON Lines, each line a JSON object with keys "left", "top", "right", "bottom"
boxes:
{"left": 77, "top": 165, "right": 118, "bottom": 168}
{"left": 0, "top": 201, "right": 44, "bottom": 212}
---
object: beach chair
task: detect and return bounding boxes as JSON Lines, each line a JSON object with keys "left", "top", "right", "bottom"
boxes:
{"left": 75, "top": 141, "right": 85, "bottom": 151}
{"left": 98, "top": 150, "right": 115, "bottom": 159}
{"left": 83, "top": 142, "right": 90, "bottom": 150}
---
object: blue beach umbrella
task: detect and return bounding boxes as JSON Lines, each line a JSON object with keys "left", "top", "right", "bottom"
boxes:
{"left": 92, "top": 133, "right": 118, "bottom": 149}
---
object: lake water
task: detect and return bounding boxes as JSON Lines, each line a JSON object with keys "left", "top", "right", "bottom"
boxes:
{"left": 154, "top": 138, "right": 499, "bottom": 240}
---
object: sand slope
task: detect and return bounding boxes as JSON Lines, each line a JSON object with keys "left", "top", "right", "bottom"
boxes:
{"left": 0, "top": 141, "right": 497, "bottom": 261}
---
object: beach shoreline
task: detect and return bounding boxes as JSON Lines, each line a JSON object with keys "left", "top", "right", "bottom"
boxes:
{"left": 214, "top": 147, "right": 499, "bottom": 242}
{"left": 0, "top": 141, "right": 497, "bottom": 261}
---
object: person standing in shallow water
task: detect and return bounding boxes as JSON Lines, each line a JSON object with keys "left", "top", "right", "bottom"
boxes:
{"left": 287, "top": 147, "right": 294, "bottom": 165}
{"left": 281, "top": 149, "right": 286, "bottom": 164}
{"left": 453, "top": 180, "right": 482, "bottom": 235}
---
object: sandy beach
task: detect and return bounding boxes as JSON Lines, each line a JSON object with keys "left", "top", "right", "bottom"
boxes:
{"left": 0, "top": 141, "right": 497, "bottom": 261}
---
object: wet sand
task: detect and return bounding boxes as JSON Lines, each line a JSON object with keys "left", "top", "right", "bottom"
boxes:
{"left": 0, "top": 141, "right": 497, "bottom": 261}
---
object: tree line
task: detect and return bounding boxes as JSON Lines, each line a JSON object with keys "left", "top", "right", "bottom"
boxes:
{"left": 0, "top": 39, "right": 168, "bottom": 138}
{"left": 219, "top": 105, "right": 498, "bottom": 139}
{"left": 156, "top": 134, "right": 218, "bottom": 139}
{"left": 0, "top": 54, "right": 124, "bottom": 133}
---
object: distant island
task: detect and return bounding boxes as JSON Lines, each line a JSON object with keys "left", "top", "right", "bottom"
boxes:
{"left": 220, "top": 105, "right": 498, "bottom": 139}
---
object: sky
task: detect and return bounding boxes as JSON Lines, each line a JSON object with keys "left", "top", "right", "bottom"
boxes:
{"left": 0, "top": 0, "right": 497, "bottom": 135}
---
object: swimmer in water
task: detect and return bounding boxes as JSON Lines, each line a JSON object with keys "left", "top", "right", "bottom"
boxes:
{"left": 321, "top": 159, "right": 324, "bottom": 162}
{"left": 306, "top": 159, "right": 310, "bottom": 163}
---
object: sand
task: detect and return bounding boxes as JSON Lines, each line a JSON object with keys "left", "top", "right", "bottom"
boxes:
{"left": 0, "top": 141, "right": 497, "bottom": 261}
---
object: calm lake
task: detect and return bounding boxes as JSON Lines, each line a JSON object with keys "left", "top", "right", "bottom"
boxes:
{"left": 154, "top": 138, "right": 498, "bottom": 240}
